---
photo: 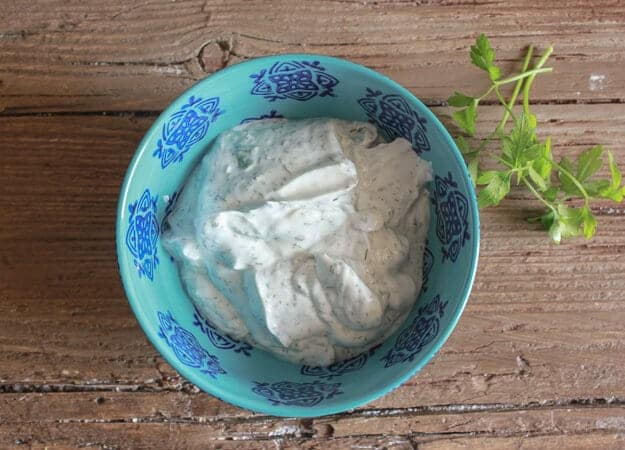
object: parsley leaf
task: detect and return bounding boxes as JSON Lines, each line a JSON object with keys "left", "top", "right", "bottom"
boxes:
{"left": 557, "top": 156, "right": 580, "bottom": 196}
{"left": 448, "top": 92, "right": 475, "bottom": 107}
{"left": 598, "top": 150, "right": 625, "bottom": 202}
{"left": 608, "top": 150, "right": 622, "bottom": 188}
{"left": 577, "top": 145, "right": 604, "bottom": 182}
{"left": 449, "top": 34, "right": 625, "bottom": 242}
{"left": 452, "top": 101, "right": 477, "bottom": 136}
{"left": 470, "top": 34, "right": 501, "bottom": 81}
{"left": 583, "top": 179, "right": 611, "bottom": 197}
{"left": 467, "top": 157, "right": 479, "bottom": 187}
{"left": 477, "top": 171, "right": 511, "bottom": 208}
{"left": 532, "top": 136, "right": 553, "bottom": 181}
{"left": 581, "top": 205, "right": 597, "bottom": 240}
{"left": 502, "top": 113, "right": 538, "bottom": 167}
{"left": 549, "top": 205, "right": 584, "bottom": 243}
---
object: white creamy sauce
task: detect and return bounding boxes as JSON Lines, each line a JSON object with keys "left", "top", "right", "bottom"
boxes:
{"left": 162, "top": 118, "right": 432, "bottom": 365}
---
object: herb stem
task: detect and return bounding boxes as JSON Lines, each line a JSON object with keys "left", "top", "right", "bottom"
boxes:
{"left": 498, "top": 152, "right": 553, "bottom": 210}
{"left": 523, "top": 46, "right": 554, "bottom": 117}
{"left": 495, "top": 156, "right": 514, "bottom": 169}
{"left": 495, "top": 67, "right": 553, "bottom": 86}
{"left": 497, "top": 45, "right": 534, "bottom": 132}
{"left": 494, "top": 87, "right": 518, "bottom": 125}
{"left": 478, "top": 84, "right": 497, "bottom": 101}
{"left": 523, "top": 177, "right": 557, "bottom": 213}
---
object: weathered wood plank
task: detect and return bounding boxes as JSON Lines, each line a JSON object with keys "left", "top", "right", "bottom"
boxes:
{"left": 3, "top": 433, "right": 623, "bottom": 450}
{"left": 1, "top": 0, "right": 625, "bottom": 113}
{"left": 420, "top": 433, "right": 625, "bottom": 450}
{"left": 2, "top": 404, "right": 625, "bottom": 449}
{"left": 2, "top": 391, "right": 625, "bottom": 437}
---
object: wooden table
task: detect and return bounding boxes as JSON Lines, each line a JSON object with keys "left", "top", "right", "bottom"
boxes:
{"left": 2, "top": 1, "right": 625, "bottom": 448}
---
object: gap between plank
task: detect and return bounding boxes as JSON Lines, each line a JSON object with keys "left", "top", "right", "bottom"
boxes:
{"left": 0, "top": 97, "right": 623, "bottom": 117}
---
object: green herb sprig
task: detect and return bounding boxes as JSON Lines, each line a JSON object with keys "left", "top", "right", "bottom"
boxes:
{"left": 449, "top": 34, "right": 625, "bottom": 243}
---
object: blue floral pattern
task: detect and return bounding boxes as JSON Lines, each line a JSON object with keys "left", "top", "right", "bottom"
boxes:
{"left": 252, "top": 381, "right": 342, "bottom": 407}
{"left": 382, "top": 295, "right": 448, "bottom": 368}
{"left": 153, "top": 96, "right": 224, "bottom": 169}
{"left": 421, "top": 243, "right": 434, "bottom": 293}
{"left": 358, "top": 88, "right": 430, "bottom": 154}
{"left": 300, "top": 344, "right": 381, "bottom": 380}
{"left": 250, "top": 61, "right": 339, "bottom": 102}
{"left": 125, "top": 189, "right": 159, "bottom": 280}
{"left": 432, "top": 172, "right": 470, "bottom": 262}
{"left": 157, "top": 311, "right": 226, "bottom": 378}
{"left": 192, "top": 306, "right": 253, "bottom": 356}
{"left": 240, "top": 109, "right": 284, "bottom": 124}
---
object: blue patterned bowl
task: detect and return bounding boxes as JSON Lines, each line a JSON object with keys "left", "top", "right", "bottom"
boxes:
{"left": 116, "top": 55, "right": 479, "bottom": 417}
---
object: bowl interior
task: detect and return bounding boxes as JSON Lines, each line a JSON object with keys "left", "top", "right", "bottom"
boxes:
{"left": 117, "top": 55, "right": 479, "bottom": 417}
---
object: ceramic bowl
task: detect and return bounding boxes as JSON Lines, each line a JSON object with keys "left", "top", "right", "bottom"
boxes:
{"left": 116, "top": 54, "right": 479, "bottom": 417}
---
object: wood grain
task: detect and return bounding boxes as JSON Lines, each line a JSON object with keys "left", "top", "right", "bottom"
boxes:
{"left": 1, "top": 0, "right": 625, "bottom": 113}
{"left": 2, "top": 393, "right": 625, "bottom": 448}
{"left": 2, "top": 0, "right": 625, "bottom": 448}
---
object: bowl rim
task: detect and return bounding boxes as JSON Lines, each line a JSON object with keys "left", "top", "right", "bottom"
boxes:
{"left": 116, "top": 53, "right": 480, "bottom": 418}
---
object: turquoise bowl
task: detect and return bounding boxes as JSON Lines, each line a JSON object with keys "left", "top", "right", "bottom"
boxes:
{"left": 116, "top": 55, "right": 479, "bottom": 417}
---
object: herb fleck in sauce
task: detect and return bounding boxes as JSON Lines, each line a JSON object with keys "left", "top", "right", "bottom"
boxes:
{"left": 162, "top": 118, "right": 432, "bottom": 365}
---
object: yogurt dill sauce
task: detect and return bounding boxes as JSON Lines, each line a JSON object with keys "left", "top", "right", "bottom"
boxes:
{"left": 162, "top": 118, "right": 432, "bottom": 365}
